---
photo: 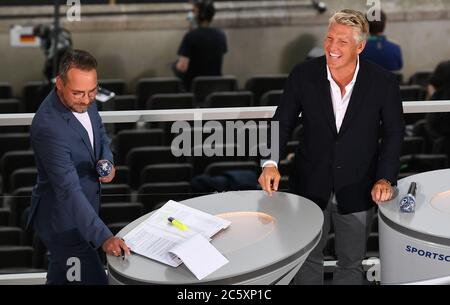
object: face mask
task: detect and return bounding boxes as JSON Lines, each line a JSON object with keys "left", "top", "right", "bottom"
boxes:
{"left": 187, "top": 11, "right": 198, "bottom": 28}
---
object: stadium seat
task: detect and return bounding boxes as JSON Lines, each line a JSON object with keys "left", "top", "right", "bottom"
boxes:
{"left": 114, "top": 128, "right": 165, "bottom": 165}
{"left": 126, "top": 146, "right": 184, "bottom": 188}
{"left": 1, "top": 150, "right": 35, "bottom": 193}
{"left": 0, "top": 133, "right": 31, "bottom": 161}
{"left": 278, "top": 159, "right": 293, "bottom": 176}
{"left": 191, "top": 143, "right": 249, "bottom": 175}
{"left": 9, "top": 167, "right": 38, "bottom": 192}
{"left": 408, "top": 71, "right": 432, "bottom": 88}
{"left": 0, "top": 227, "right": 23, "bottom": 246}
{"left": 400, "top": 85, "right": 426, "bottom": 101}
{"left": 146, "top": 93, "right": 195, "bottom": 110}
{"left": 108, "top": 95, "right": 137, "bottom": 110}
{"left": 191, "top": 76, "right": 238, "bottom": 105}
{"left": 245, "top": 75, "right": 287, "bottom": 105}
{"left": 400, "top": 154, "right": 448, "bottom": 173}
{"left": 278, "top": 176, "right": 289, "bottom": 191}
{"left": 401, "top": 136, "right": 425, "bottom": 156}
{"left": 140, "top": 163, "right": 193, "bottom": 184}
{"left": 100, "top": 203, "right": 143, "bottom": 225}
{"left": 6, "top": 187, "right": 33, "bottom": 227}
{"left": 0, "top": 246, "right": 34, "bottom": 269}
{"left": 101, "top": 184, "right": 132, "bottom": 203}
{"left": 203, "top": 91, "right": 253, "bottom": 108}
{"left": 0, "top": 208, "right": 11, "bottom": 226}
{"left": 204, "top": 161, "right": 258, "bottom": 176}
{"left": 136, "top": 77, "right": 183, "bottom": 109}
{"left": 137, "top": 182, "right": 191, "bottom": 213}
{"left": 0, "top": 98, "right": 21, "bottom": 113}
{"left": 0, "top": 82, "right": 12, "bottom": 99}
{"left": 98, "top": 79, "right": 126, "bottom": 95}
{"left": 260, "top": 90, "right": 283, "bottom": 106}
{"left": 22, "top": 81, "right": 51, "bottom": 113}
{"left": 112, "top": 165, "right": 130, "bottom": 185}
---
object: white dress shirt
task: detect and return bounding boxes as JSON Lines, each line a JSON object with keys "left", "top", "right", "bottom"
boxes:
{"left": 72, "top": 111, "right": 94, "bottom": 149}
{"left": 327, "top": 57, "right": 360, "bottom": 133}
{"left": 263, "top": 57, "right": 360, "bottom": 168}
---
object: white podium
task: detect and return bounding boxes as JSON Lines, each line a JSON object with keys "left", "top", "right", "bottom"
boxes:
{"left": 379, "top": 169, "right": 450, "bottom": 284}
{"left": 107, "top": 191, "right": 323, "bottom": 285}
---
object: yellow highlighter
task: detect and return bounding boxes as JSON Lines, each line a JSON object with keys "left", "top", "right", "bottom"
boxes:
{"left": 168, "top": 217, "right": 189, "bottom": 231}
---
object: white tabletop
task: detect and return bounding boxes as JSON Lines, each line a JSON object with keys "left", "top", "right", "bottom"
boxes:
{"left": 107, "top": 190, "right": 323, "bottom": 284}
{"left": 379, "top": 169, "right": 450, "bottom": 240}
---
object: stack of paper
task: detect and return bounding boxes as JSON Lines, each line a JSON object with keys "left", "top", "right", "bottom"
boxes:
{"left": 123, "top": 200, "right": 231, "bottom": 280}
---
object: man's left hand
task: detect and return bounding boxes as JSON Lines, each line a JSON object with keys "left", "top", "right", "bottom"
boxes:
{"left": 99, "top": 165, "right": 115, "bottom": 183}
{"left": 371, "top": 179, "right": 393, "bottom": 204}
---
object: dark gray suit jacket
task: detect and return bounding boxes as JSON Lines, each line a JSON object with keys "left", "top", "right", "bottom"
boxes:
{"left": 273, "top": 56, "right": 404, "bottom": 214}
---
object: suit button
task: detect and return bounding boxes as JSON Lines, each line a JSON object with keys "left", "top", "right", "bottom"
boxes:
{"left": 96, "top": 190, "right": 100, "bottom": 194}
{"left": 336, "top": 166, "right": 342, "bottom": 169}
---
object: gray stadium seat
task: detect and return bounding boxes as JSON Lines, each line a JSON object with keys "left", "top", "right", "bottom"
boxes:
{"left": 191, "top": 76, "right": 238, "bottom": 105}
{"left": 146, "top": 93, "right": 195, "bottom": 110}
{"left": 203, "top": 91, "right": 253, "bottom": 108}
{"left": 245, "top": 75, "right": 287, "bottom": 105}
{"left": 114, "top": 128, "right": 165, "bottom": 165}
{"left": 100, "top": 203, "right": 143, "bottom": 225}
{"left": 136, "top": 77, "right": 183, "bottom": 109}
{"left": 140, "top": 163, "right": 193, "bottom": 184}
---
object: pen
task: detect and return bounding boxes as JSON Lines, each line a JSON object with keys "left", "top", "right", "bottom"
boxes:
{"left": 119, "top": 237, "right": 126, "bottom": 260}
{"left": 168, "top": 217, "right": 189, "bottom": 231}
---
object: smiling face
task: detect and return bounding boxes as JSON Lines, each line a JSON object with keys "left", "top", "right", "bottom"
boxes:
{"left": 324, "top": 22, "right": 366, "bottom": 72}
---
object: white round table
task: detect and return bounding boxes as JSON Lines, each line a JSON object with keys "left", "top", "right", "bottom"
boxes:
{"left": 107, "top": 190, "right": 323, "bottom": 285}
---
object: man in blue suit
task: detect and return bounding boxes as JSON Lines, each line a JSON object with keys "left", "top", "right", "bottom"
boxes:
{"left": 28, "top": 49, "right": 130, "bottom": 284}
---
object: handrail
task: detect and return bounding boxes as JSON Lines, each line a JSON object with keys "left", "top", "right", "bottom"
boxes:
{"left": 0, "top": 101, "right": 450, "bottom": 126}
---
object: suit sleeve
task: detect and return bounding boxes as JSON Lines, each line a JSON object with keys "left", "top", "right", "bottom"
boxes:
{"left": 31, "top": 125, "right": 113, "bottom": 248}
{"left": 376, "top": 76, "right": 405, "bottom": 184}
{"left": 269, "top": 66, "right": 303, "bottom": 163}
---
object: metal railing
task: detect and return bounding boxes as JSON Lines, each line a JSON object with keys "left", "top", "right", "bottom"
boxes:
{"left": 1, "top": 101, "right": 450, "bottom": 126}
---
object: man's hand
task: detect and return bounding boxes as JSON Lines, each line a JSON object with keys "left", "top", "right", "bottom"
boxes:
{"left": 102, "top": 236, "right": 131, "bottom": 257}
{"left": 99, "top": 165, "right": 115, "bottom": 183}
{"left": 258, "top": 165, "right": 281, "bottom": 197}
{"left": 371, "top": 179, "right": 394, "bottom": 204}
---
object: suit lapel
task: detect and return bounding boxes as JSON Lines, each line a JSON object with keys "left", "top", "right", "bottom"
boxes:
{"left": 88, "top": 108, "right": 101, "bottom": 161}
{"left": 66, "top": 114, "right": 96, "bottom": 163}
{"left": 317, "top": 57, "right": 338, "bottom": 136}
{"left": 52, "top": 91, "right": 96, "bottom": 163}
{"left": 338, "top": 61, "right": 371, "bottom": 136}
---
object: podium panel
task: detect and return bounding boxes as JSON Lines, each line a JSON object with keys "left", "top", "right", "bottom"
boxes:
{"left": 379, "top": 169, "right": 450, "bottom": 284}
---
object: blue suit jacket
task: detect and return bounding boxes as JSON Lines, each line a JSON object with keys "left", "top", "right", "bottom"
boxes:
{"left": 28, "top": 89, "right": 113, "bottom": 248}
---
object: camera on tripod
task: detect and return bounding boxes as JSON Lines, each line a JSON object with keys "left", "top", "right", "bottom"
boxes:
{"left": 33, "top": 24, "right": 73, "bottom": 84}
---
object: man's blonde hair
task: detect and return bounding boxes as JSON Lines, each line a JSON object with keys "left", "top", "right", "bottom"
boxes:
{"left": 329, "top": 9, "right": 369, "bottom": 43}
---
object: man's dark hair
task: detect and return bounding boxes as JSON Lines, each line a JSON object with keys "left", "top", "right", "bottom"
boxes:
{"left": 59, "top": 49, "right": 97, "bottom": 82}
{"left": 367, "top": 10, "right": 386, "bottom": 35}
{"left": 194, "top": 0, "right": 215, "bottom": 23}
